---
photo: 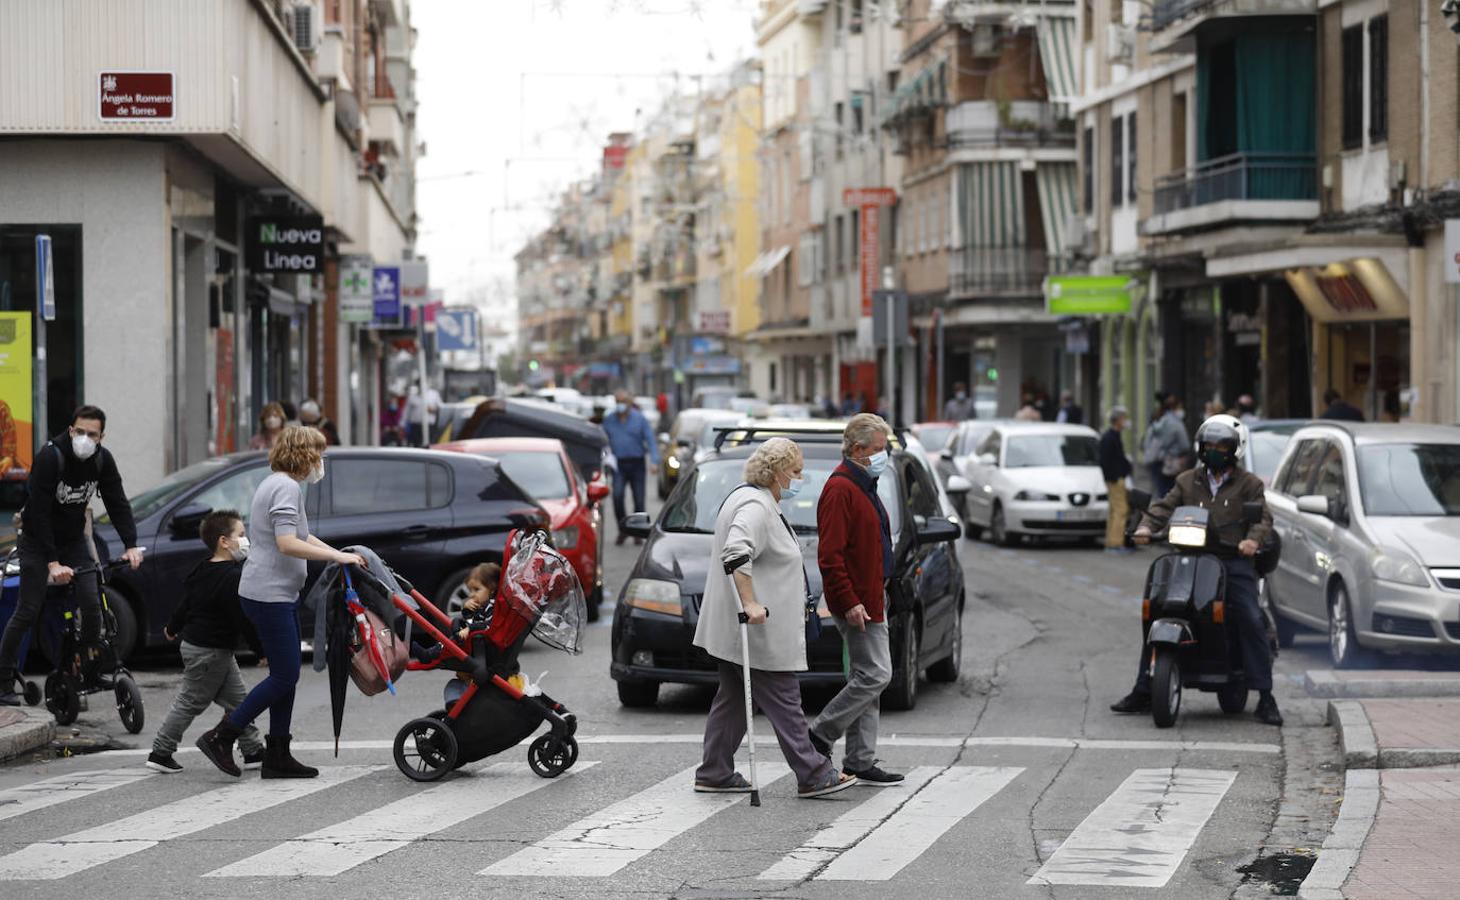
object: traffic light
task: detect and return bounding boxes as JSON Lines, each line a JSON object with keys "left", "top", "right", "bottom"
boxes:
{"left": 528, "top": 359, "right": 540, "bottom": 372}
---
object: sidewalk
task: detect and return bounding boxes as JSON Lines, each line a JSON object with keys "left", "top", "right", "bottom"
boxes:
{"left": 0, "top": 706, "right": 55, "bottom": 763}
{"left": 1300, "top": 678, "right": 1460, "bottom": 900}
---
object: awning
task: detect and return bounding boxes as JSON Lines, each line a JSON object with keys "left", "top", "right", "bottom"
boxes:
{"left": 745, "top": 245, "right": 791, "bottom": 278}
{"left": 958, "top": 161, "right": 1026, "bottom": 249}
{"left": 1035, "top": 163, "right": 1078, "bottom": 260}
{"left": 1037, "top": 16, "right": 1079, "bottom": 104}
{"left": 1284, "top": 258, "right": 1410, "bottom": 323}
{"left": 743, "top": 251, "right": 770, "bottom": 278}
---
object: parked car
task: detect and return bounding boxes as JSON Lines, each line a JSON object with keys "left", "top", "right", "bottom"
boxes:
{"left": 79, "top": 448, "right": 547, "bottom": 660}
{"left": 611, "top": 429, "right": 964, "bottom": 711}
{"left": 934, "top": 419, "right": 1005, "bottom": 494}
{"left": 1245, "top": 419, "right": 1309, "bottom": 485}
{"left": 657, "top": 408, "right": 742, "bottom": 499}
{"left": 1264, "top": 423, "right": 1460, "bottom": 666}
{"left": 435, "top": 437, "right": 611, "bottom": 620}
{"left": 909, "top": 422, "right": 958, "bottom": 471}
{"left": 691, "top": 386, "right": 756, "bottom": 411}
{"left": 953, "top": 422, "right": 1108, "bottom": 546}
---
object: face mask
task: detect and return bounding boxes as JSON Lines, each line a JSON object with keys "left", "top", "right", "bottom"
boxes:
{"left": 230, "top": 536, "right": 250, "bottom": 561}
{"left": 955, "top": 391, "right": 967, "bottom": 401}
{"left": 615, "top": 403, "right": 629, "bottom": 415}
{"left": 307, "top": 461, "right": 326, "bottom": 484}
{"left": 865, "top": 449, "right": 889, "bottom": 478}
{"left": 1175, "top": 409, "right": 1186, "bottom": 420}
{"left": 1201, "top": 448, "right": 1234, "bottom": 472}
{"left": 265, "top": 416, "right": 283, "bottom": 430}
{"left": 71, "top": 434, "right": 97, "bottom": 460}
{"left": 782, "top": 474, "right": 805, "bottom": 499}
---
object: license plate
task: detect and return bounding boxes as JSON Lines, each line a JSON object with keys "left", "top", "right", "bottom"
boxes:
{"left": 1057, "top": 509, "right": 1100, "bottom": 522}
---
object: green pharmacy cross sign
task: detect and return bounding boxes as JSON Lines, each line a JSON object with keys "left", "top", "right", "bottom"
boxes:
{"left": 1043, "top": 275, "right": 1134, "bottom": 315}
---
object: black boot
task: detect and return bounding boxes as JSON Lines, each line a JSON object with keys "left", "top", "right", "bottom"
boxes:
{"left": 261, "top": 734, "right": 319, "bottom": 779}
{"left": 1109, "top": 690, "right": 1151, "bottom": 713}
{"left": 0, "top": 670, "right": 20, "bottom": 707}
{"left": 196, "top": 716, "right": 244, "bottom": 777}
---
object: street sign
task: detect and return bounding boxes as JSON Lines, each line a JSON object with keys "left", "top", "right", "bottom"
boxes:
{"left": 436, "top": 308, "right": 478, "bottom": 352}
{"left": 1444, "top": 220, "right": 1460, "bottom": 284}
{"left": 400, "top": 261, "right": 430, "bottom": 305}
{"left": 98, "top": 71, "right": 175, "bottom": 121}
{"left": 338, "top": 255, "right": 374, "bottom": 323}
{"left": 247, "top": 216, "right": 324, "bottom": 273}
{"left": 1044, "top": 275, "right": 1133, "bottom": 315}
{"left": 34, "top": 235, "right": 55, "bottom": 322}
{"left": 372, "top": 265, "right": 401, "bottom": 326}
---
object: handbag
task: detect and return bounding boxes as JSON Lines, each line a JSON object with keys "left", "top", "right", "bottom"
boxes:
{"left": 348, "top": 608, "right": 410, "bottom": 696}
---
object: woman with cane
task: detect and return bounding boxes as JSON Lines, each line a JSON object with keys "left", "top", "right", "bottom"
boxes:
{"left": 692, "top": 437, "right": 857, "bottom": 800}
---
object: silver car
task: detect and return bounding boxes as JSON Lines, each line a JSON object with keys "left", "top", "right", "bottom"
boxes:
{"left": 1265, "top": 423, "right": 1460, "bottom": 667}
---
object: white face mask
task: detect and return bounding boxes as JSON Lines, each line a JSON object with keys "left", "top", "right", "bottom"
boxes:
{"left": 71, "top": 434, "right": 98, "bottom": 460}
{"left": 230, "top": 536, "right": 250, "bottom": 561}
{"left": 781, "top": 473, "right": 805, "bottom": 499}
{"left": 265, "top": 416, "right": 283, "bottom": 430}
{"left": 307, "top": 461, "right": 326, "bottom": 484}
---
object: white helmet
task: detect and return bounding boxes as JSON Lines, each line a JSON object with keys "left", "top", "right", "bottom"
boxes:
{"left": 1194, "top": 413, "right": 1247, "bottom": 467}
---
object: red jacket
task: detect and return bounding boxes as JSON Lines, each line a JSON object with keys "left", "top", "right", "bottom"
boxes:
{"left": 817, "top": 462, "right": 889, "bottom": 622}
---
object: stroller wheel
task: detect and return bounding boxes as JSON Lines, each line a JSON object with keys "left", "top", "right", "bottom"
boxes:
{"left": 45, "top": 671, "right": 81, "bottom": 726}
{"left": 394, "top": 717, "right": 458, "bottom": 782}
{"left": 21, "top": 680, "right": 41, "bottom": 707}
{"left": 528, "top": 734, "right": 578, "bottom": 779}
{"left": 114, "top": 675, "right": 145, "bottom": 734}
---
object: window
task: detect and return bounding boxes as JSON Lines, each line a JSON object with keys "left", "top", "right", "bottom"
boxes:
{"left": 330, "top": 459, "right": 450, "bottom": 515}
{"left": 834, "top": 215, "right": 845, "bottom": 273}
{"left": 1312, "top": 444, "right": 1348, "bottom": 508}
{"left": 1082, "top": 126, "right": 1094, "bottom": 213}
{"left": 1369, "top": 15, "right": 1388, "bottom": 142}
{"left": 1277, "top": 439, "right": 1325, "bottom": 497}
{"left": 1111, "top": 0, "right": 1123, "bottom": 24}
{"left": 1341, "top": 25, "right": 1363, "bottom": 150}
{"left": 1111, "top": 115, "right": 1124, "bottom": 206}
{"left": 190, "top": 466, "right": 272, "bottom": 522}
{"left": 903, "top": 461, "right": 939, "bottom": 517}
{"left": 851, "top": 208, "right": 861, "bottom": 268}
{"left": 835, "top": 102, "right": 845, "bottom": 158}
{"left": 1171, "top": 93, "right": 1187, "bottom": 173}
{"left": 797, "top": 233, "right": 815, "bottom": 287}
{"left": 494, "top": 452, "right": 571, "bottom": 501}
{"left": 1127, "top": 112, "right": 1138, "bottom": 204}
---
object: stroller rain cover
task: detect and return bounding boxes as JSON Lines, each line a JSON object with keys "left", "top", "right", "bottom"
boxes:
{"left": 500, "top": 530, "right": 588, "bottom": 655}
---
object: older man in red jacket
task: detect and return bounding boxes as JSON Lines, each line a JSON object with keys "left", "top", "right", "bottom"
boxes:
{"left": 806, "top": 413, "right": 904, "bottom": 786}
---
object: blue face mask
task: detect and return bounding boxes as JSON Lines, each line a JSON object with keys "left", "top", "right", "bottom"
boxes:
{"left": 782, "top": 475, "right": 805, "bottom": 499}
{"left": 865, "top": 449, "right": 889, "bottom": 478}
{"left": 615, "top": 403, "right": 629, "bottom": 415}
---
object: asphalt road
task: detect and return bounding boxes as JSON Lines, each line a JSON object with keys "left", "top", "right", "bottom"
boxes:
{"left": 0, "top": 503, "right": 1341, "bottom": 899}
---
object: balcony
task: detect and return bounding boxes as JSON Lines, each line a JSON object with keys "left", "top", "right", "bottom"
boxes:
{"left": 1145, "top": 152, "right": 1318, "bottom": 236}
{"left": 949, "top": 248, "right": 1051, "bottom": 298}
{"left": 1150, "top": 0, "right": 1315, "bottom": 50}
{"left": 945, "top": 100, "right": 1075, "bottom": 151}
{"left": 367, "top": 98, "right": 405, "bottom": 157}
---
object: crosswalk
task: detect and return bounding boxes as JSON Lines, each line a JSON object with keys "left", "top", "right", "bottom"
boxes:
{"left": 0, "top": 756, "right": 1243, "bottom": 888}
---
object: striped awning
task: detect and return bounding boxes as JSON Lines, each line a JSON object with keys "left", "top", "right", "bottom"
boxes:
{"left": 745, "top": 245, "right": 790, "bottom": 278}
{"left": 957, "top": 162, "right": 1026, "bottom": 249}
{"left": 1035, "top": 163, "right": 1078, "bottom": 260}
{"left": 1037, "top": 16, "right": 1079, "bottom": 104}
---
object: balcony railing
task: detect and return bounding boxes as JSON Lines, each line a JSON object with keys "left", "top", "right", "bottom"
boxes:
{"left": 945, "top": 100, "right": 1075, "bottom": 150}
{"left": 1152, "top": 0, "right": 1316, "bottom": 32}
{"left": 949, "top": 247, "right": 1052, "bottom": 297}
{"left": 1153, "top": 152, "right": 1317, "bottom": 215}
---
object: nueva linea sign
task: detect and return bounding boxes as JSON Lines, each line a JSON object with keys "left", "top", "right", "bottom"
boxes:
{"left": 247, "top": 216, "right": 325, "bottom": 273}
{"left": 1044, "top": 275, "right": 1134, "bottom": 315}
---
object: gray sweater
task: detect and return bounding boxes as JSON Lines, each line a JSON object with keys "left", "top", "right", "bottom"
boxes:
{"left": 238, "top": 471, "right": 310, "bottom": 604}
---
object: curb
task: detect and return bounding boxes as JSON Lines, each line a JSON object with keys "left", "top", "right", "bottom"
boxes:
{"left": 1297, "top": 769, "right": 1380, "bottom": 900}
{"left": 0, "top": 707, "right": 56, "bottom": 763}
{"left": 1325, "top": 699, "right": 1460, "bottom": 769}
{"left": 1305, "top": 669, "right": 1460, "bottom": 699}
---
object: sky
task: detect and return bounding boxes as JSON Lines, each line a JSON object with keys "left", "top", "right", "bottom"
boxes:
{"left": 411, "top": 0, "right": 762, "bottom": 319}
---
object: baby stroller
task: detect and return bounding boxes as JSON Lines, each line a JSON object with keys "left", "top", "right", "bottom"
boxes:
{"left": 385, "top": 530, "right": 586, "bottom": 782}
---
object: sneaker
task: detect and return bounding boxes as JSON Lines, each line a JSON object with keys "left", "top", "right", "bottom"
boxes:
{"left": 1254, "top": 694, "right": 1284, "bottom": 727}
{"left": 808, "top": 729, "right": 832, "bottom": 758}
{"left": 694, "top": 773, "right": 753, "bottom": 793}
{"left": 1109, "top": 690, "right": 1151, "bottom": 714}
{"left": 798, "top": 771, "right": 857, "bottom": 799}
{"left": 146, "top": 752, "right": 182, "bottom": 774}
{"left": 242, "top": 747, "right": 265, "bottom": 770}
{"left": 844, "top": 763, "right": 904, "bottom": 787}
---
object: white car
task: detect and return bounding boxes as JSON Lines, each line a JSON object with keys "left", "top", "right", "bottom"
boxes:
{"left": 954, "top": 422, "right": 1109, "bottom": 546}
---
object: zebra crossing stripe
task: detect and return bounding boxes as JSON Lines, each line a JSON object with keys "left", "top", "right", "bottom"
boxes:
{"left": 0, "top": 769, "right": 153, "bottom": 824}
{"left": 0, "top": 766, "right": 378, "bottom": 881}
{"left": 480, "top": 762, "right": 792, "bottom": 878}
{"left": 205, "top": 761, "right": 597, "bottom": 878}
{"left": 1027, "top": 767, "right": 1237, "bottom": 888}
{"left": 814, "top": 766, "right": 1025, "bottom": 881}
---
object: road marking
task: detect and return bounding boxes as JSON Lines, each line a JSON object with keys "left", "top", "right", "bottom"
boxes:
{"left": 0, "top": 766, "right": 377, "bottom": 880}
{"left": 1027, "top": 767, "right": 1237, "bottom": 888}
{"left": 0, "top": 769, "right": 152, "bottom": 824}
{"left": 480, "top": 762, "right": 791, "bottom": 878}
{"left": 207, "top": 761, "right": 597, "bottom": 877}
{"left": 814, "top": 766, "right": 1024, "bottom": 881}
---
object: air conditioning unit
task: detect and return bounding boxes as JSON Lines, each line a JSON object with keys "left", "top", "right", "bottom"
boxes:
{"left": 1063, "top": 216, "right": 1092, "bottom": 257}
{"left": 289, "top": 2, "right": 319, "bottom": 54}
{"left": 1106, "top": 24, "right": 1135, "bottom": 63}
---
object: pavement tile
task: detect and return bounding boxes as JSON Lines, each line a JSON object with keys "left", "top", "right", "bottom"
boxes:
{"left": 1344, "top": 766, "right": 1460, "bottom": 900}
{"left": 1360, "top": 699, "right": 1460, "bottom": 750}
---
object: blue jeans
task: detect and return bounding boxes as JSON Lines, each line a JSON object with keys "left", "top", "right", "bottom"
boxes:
{"left": 612, "top": 456, "right": 647, "bottom": 532}
{"left": 227, "top": 599, "right": 301, "bottom": 736}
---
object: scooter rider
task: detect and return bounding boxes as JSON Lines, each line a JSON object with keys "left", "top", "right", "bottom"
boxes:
{"left": 1109, "top": 414, "right": 1283, "bottom": 726}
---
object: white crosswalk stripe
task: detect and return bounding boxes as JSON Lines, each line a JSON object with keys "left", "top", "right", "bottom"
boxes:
{"left": 205, "top": 761, "right": 596, "bottom": 878}
{"left": 0, "top": 769, "right": 153, "bottom": 824}
{"left": 0, "top": 766, "right": 378, "bottom": 881}
{"left": 1027, "top": 767, "right": 1238, "bottom": 888}
{"left": 479, "top": 762, "right": 792, "bottom": 878}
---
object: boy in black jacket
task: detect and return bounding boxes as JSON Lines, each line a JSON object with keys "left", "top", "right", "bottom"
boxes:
{"left": 147, "top": 510, "right": 266, "bottom": 774}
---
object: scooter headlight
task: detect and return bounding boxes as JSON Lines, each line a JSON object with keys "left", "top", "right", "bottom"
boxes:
{"left": 1168, "top": 523, "right": 1208, "bottom": 548}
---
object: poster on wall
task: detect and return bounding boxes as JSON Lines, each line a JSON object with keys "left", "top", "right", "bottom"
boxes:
{"left": 0, "top": 313, "right": 34, "bottom": 481}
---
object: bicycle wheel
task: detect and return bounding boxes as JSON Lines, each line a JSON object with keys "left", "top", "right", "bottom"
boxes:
{"left": 45, "top": 671, "right": 81, "bottom": 727}
{"left": 115, "top": 674, "right": 144, "bottom": 734}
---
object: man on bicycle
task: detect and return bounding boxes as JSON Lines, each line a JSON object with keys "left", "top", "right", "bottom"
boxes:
{"left": 0, "top": 406, "right": 144, "bottom": 705}
{"left": 1108, "top": 414, "right": 1283, "bottom": 726}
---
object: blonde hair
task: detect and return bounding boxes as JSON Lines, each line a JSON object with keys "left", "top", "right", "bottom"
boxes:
{"left": 842, "top": 413, "right": 893, "bottom": 456}
{"left": 269, "top": 425, "right": 327, "bottom": 478}
{"left": 743, "top": 437, "right": 802, "bottom": 489}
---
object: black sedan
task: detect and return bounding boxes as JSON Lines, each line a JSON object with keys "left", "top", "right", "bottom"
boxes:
{"left": 88, "top": 447, "right": 547, "bottom": 659}
{"left": 611, "top": 439, "right": 964, "bottom": 711}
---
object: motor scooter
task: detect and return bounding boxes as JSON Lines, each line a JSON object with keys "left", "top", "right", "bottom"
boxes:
{"left": 1128, "top": 491, "right": 1279, "bottom": 728}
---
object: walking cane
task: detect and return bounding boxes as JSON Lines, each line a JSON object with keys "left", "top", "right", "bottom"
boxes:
{"left": 736, "top": 602, "right": 765, "bottom": 807}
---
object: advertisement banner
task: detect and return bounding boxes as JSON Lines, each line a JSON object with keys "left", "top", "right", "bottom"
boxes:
{"left": 339, "top": 255, "right": 374, "bottom": 323}
{"left": 399, "top": 261, "right": 430, "bottom": 305}
{"left": 373, "top": 265, "right": 401, "bottom": 326}
{"left": 0, "top": 313, "right": 34, "bottom": 480}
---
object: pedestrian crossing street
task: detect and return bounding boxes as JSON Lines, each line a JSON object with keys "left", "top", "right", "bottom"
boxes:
{"left": 0, "top": 749, "right": 1257, "bottom": 890}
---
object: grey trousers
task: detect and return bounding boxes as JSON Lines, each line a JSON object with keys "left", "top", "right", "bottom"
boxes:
{"left": 153, "top": 641, "right": 263, "bottom": 756}
{"left": 809, "top": 620, "right": 891, "bottom": 772}
{"left": 697, "top": 661, "right": 832, "bottom": 791}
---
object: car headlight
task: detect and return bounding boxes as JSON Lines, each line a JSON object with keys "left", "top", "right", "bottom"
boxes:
{"left": 666, "top": 456, "right": 681, "bottom": 470}
{"left": 1013, "top": 490, "right": 1059, "bottom": 501}
{"left": 551, "top": 526, "right": 579, "bottom": 549}
{"left": 1370, "top": 547, "right": 1429, "bottom": 587}
{"left": 623, "top": 578, "right": 682, "bottom": 616}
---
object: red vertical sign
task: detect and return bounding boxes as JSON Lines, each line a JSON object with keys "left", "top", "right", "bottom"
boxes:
{"left": 844, "top": 187, "right": 898, "bottom": 318}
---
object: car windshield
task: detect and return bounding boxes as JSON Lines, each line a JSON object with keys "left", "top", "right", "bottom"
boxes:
{"left": 659, "top": 457, "right": 900, "bottom": 535}
{"left": 1357, "top": 443, "right": 1460, "bottom": 516}
{"left": 493, "top": 451, "right": 572, "bottom": 501}
{"left": 100, "top": 456, "right": 238, "bottom": 523}
{"left": 1247, "top": 431, "right": 1294, "bottom": 484}
{"left": 915, "top": 424, "right": 955, "bottom": 451}
{"left": 1004, "top": 435, "right": 1099, "bottom": 468}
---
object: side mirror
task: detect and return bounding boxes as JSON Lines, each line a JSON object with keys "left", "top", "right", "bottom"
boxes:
{"left": 169, "top": 501, "right": 212, "bottom": 538}
{"left": 976, "top": 453, "right": 997, "bottom": 466}
{"left": 945, "top": 475, "right": 973, "bottom": 496}
{"left": 1241, "top": 500, "right": 1265, "bottom": 525}
{"left": 587, "top": 481, "right": 610, "bottom": 504}
{"left": 622, "top": 511, "right": 653, "bottom": 539}
{"left": 939, "top": 448, "right": 954, "bottom": 461}
{"left": 1296, "top": 494, "right": 1332, "bottom": 518}
{"left": 916, "top": 515, "right": 962, "bottom": 545}
{"left": 1128, "top": 489, "right": 1152, "bottom": 512}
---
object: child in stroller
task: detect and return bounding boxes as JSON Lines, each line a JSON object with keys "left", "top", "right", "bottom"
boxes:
{"left": 453, "top": 562, "right": 498, "bottom": 641}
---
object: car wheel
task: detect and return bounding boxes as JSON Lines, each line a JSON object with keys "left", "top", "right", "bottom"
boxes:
{"left": 989, "top": 503, "right": 1016, "bottom": 548}
{"left": 435, "top": 567, "right": 475, "bottom": 618}
{"left": 106, "top": 590, "right": 139, "bottom": 663}
{"left": 616, "top": 680, "right": 659, "bottom": 708}
{"left": 1328, "top": 582, "right": 1367, "bottom": 669}
{"left": 883, "top": 616, "right": 920, "bottom": 712}
{"left": 927, "top": 599, "right": 962, "bottom": 683}
{"left": 962, "top": 519, "right": 983, "bottom": 541}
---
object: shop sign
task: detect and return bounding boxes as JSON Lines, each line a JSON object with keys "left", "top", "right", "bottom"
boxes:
{"left": 0, "top": 313, "right": 34, "bottom": 480}
{"left": 844, "top": 187, "right": 897, "bottom": 318}
{"left": 399, "top": 261, "right": 430, "bottom": 304}
{"left": 1044, "top": 275, "right": 1133, "bottom": 315}
{"left": 1445, "top": 220, "right": 1460, "bottom": 284}
{"left": 338, "top": 255, "right": 374, "bottom": 324}
{"left": 98, "top": 71, "right": 174, "bottom": 121}
{"left": 372, "top": 265, "right": 401, "bottom": 326}
{"left": 696, "top": 310, "right": 731, "bottom": 335}
{"left": 436, "top": 308, "right": 478, "bottom": 352}
{"left": 247, "top": 216, "right": 324, "bottom": 273}
{"left": 684, "top": 355, "right": 741, "bottom": 376}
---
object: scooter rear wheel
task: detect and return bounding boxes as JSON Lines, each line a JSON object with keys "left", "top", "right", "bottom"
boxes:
{"left": 1151, "top": 649, "right": 1181, "bottom": 728}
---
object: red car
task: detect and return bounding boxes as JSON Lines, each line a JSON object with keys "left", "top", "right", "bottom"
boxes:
{"left": 434, "top": 437, "right": 611, "bottom": 619}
